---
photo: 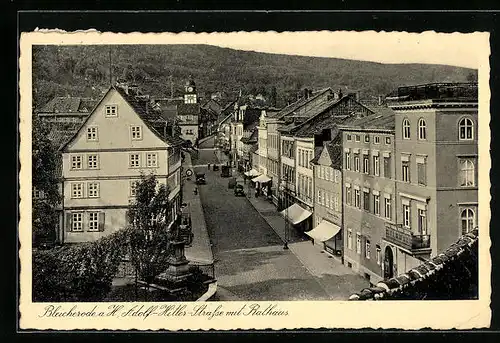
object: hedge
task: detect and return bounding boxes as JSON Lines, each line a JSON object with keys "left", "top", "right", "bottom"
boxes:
{"left": 32, "top": 228, "right": 131, "bottom": 302}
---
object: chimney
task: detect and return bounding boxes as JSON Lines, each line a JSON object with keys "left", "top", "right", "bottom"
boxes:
{"left": 378, "top": 95, "right": 382, "bottom": 106}
{"left": 304, "top": 88, "right": 310, "bottom": 99}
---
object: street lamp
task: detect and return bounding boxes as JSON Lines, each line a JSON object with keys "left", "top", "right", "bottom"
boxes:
{"left": 279, "top": 177, "right": 289, "bottom": 250}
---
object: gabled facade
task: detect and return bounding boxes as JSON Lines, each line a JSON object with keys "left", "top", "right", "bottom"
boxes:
{"left": 177, "top": 79, "right": 200, "bottom": 145}
{"left": 311, "top": 142, "right": 343, "bottom": 258}
{"left": 59, "top": 85, "right": 183, "bottom": 244}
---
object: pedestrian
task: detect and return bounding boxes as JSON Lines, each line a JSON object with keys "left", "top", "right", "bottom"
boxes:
{"left": 194, "top": 187, "right": 198, "bottom": 195}
{"left": 207, "top": 163, "right": 210, "bottom": 170}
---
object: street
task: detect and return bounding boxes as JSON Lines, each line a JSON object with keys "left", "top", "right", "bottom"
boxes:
{"left": 194, "top": 136, "right": 369, "bottom": 301}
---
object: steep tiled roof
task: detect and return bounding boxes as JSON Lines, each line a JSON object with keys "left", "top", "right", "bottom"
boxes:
{"left": 292, "top": 96, "right": 376, "bottom": 138}
{"left": 111, "top": 87, "right": 185, "bottom": 146}
{"left": 270, "top": 88, "right": 332, "bottom": 120}
{"left": 177, "top": 103, "right": 201, "bottom": 115}
{"left": 338, "top": 106, "right": 395, "bottom": 131}
{"left": 310, "top": 142, "right": 342, "bottom": 169}
{"left": 38, "top": 97, "right": 97, "bottom": 114}
{"left": 348, "top": 229, "right": 479, "bottom": 301}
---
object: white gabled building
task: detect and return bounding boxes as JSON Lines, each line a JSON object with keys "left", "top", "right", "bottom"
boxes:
{"left": 59, "top": 84, "right": 184, "bottom": 244}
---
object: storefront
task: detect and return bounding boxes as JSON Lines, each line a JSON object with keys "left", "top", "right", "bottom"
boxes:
{"left": 305, "top": 219, "right": 342, "bottom": 257}
{"left": 280, "top": 203, "right": 313, "bottom": 232}
{"left": 252, "top": 174, "right": 272, "bottom": 200}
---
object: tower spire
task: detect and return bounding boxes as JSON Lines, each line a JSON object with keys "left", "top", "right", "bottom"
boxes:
{"left": 108, "top": 46, "right": 112, "bottom": 86}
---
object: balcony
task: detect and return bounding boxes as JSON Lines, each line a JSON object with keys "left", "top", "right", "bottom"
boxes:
{"left": 385, "top": 224, "right": 431, "bottom": 253}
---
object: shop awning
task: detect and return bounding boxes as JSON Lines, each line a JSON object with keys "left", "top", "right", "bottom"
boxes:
{"left": 305, "top": 220, "right": 341, "bottom": 242}
{"left": 280, "top": 203, "right": 312, "bottom": 225}
{"left": 244, "top": 169, "right": 260, "bottom": 177}
{"left": 252, "top": 174, "right": 272, "bottom": 183}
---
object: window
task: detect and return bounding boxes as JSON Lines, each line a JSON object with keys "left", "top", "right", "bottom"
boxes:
{"left": 347, "top": 230, "right": 353, "bottom": 249}
{"left": 385, "top": 197, "right": 392, "bottom": 220}
{"left": 417, "top": 159, "right": 427, "bottom": 185}
{"left": 460, "top": 159, "right": 475, "bottom": 187}
{"left": 373, "top": 156, "right": 380, "bottom": 176}
{"left": 346, "top": 134, "right": 352, "bottom": 141}
{"left": 146, "top": 153, "right": 158, "bottom": 168}
{"left": 365, "top": 240, "right": 371, "bottom": 259}
{"left": 363, "top": 156, "right": 370, "bottom": 174}
{"left": 418, "top": 208, "right": 427, "bottom": 235}
{"left": 87, "top": 127, "right": 98, "bottom": 141}
{"left": 354, "top": 154, "right": 360, "bottom": 172}
{"left": 403, "top": 204, "right": 411, "bottom": 228}
{"left": 385, "top": 136, "right": 391, "bottom": 144}
{"left": 71, "top": 183, "right": 84, "bottom": 198}
{"left": 33, "top": 187, "right": 44, "bottom": 200}
{"left": 374, "top": 194, "right": 380, "bottom": 215}
{"left": 130, "top": 181, "right": 138, "bottom": 197}
{"left": 334, "top": 195, "right": 340, "bottom": 211}
{"left": 88, "top": 182, "right": 100, "bottom": 198}
{"left": 87, "top": 154, "right": 99, "bottom": 169}
{"left": 71, "top": 212, "right": 83, "bottom": 232}
{"left": 334, "top": 170, "right": 339, "bottom": 183}
{"left": 363, "top": 190, "right": 370, "bottom": 212}
{"left": 325, "top": 191, "right": 330, "bottom": 208}
{"left": 71, "top": 155, "right": 83, "bottom": 170}
{"left": 354, "top": 189, "right": 361, "bottom": 208}
{"left": 105, "top": 105, "right": 117, "bottom": 117}
{"left": 459, "top": 117, "right": 474, "bottom": 140}
{"left": 131, "top": 126, "right": 143, "bottom": 140}
{"left": 402, "top": 118, "right": 411, "bottom": 139}
{"left": 318, "top": 189, "right": 323, "bottom": 204}
{"left": 418, "top": 119, "right": 427, "bottom": 140}
{"left": 376, "top": 245, "right": 381, "bottom": 265}
{"left": 402, "top": 161, "right": 410, "bottom": 182}
{"left": 364, "top": 135, "right": 370, "bottom": 143}
{"left": 345, "top": 152, "right": 351, "bottom": 170}
{"left": 461, "top": 208, "right": 476, "bottom": 235}
{"left": 374, "top": 136, "right": 380, "bottom": 144}
{"left": 356, "top": 234, "right": 362, "bottom": 254}
{"left": 355, "top": 135, "right": 361, "bottom": 142}
{"left": 383, "top": 156, "right": 391, "bottom": 178}
{"left": 88, "top": 212, "right": 99, "bottom": 232}
{"left": 129, "top": 154, "right": 141, "bottom": 168}
{"left": 345, "top": 185, "right": 352, "bottom": 206}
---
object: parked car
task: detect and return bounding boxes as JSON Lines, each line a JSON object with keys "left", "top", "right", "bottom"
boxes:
{"left": 234, "top": 184, "right": 245, "bottom": 196}
{"left": 195, "top": 172, "right": 206, "bottom": 185}
{"left": 221, "top": 165, "right": 231, "bottom": 177}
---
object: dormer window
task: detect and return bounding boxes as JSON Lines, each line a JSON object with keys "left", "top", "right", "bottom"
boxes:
{"left": 105, "top": 105, "right": 117, "bottom": 117}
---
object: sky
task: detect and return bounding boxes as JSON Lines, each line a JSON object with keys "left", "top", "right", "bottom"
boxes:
{"left": 33, "top": 29, "right": 488, "bottom": 69}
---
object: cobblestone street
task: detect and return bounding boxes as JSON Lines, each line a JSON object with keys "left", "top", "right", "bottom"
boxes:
{"left": 192, "top": 141, "right": 369, "bottom": 301}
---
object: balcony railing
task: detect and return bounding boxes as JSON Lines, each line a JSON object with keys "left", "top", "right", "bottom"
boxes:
{"left": 385, "top": 224, "right": 430, "bottom": 252}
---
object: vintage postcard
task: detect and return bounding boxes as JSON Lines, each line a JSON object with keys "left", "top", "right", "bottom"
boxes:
{"left": 19, "top": 30, "right": 491, "bottom": 330}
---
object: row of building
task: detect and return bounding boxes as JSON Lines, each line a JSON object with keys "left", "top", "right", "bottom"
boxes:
{"left": 220, "top": 83, "right": 478, "bottom": 284}
{"left": 34, "top": 78, "right": 233, "bottom": 244}
{"left": 37, "top": 78, "right": 224, "bottom": 147}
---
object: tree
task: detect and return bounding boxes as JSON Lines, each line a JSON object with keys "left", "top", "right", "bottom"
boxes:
{"left": 270, "top": 86, "right": 277, "bottom": 107}
{"left": 32, "top": 116, "right": 61, "bottom": 247}
{"left": 127, "top": 174, "right": 172, "bottom": 288}
{"left": 466, "top": 71, "right": 478, "bottom": 82}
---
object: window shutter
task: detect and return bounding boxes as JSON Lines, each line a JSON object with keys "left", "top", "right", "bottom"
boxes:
{"left": 98, "top": 212, "right": 106, "bottom": 232}
{"left": 65, "top": 213, "right": 72, "bottom": 232}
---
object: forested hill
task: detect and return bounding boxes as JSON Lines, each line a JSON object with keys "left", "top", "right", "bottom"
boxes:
{"left": 32, "top": 44, "right": 477, "bottom": 109}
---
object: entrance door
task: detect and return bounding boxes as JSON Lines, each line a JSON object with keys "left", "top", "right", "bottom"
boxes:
{"left": 384, "top": 246, "right": 394, "bottom": 279}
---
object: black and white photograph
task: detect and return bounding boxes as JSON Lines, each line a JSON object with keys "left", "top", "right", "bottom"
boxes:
{"left": 19, "top": 29, "right": 491, "bottom": 330}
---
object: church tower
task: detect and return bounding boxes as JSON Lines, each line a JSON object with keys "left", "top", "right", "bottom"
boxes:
{"left": 184, "top": 77, "right": 197, "bottom": 104}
